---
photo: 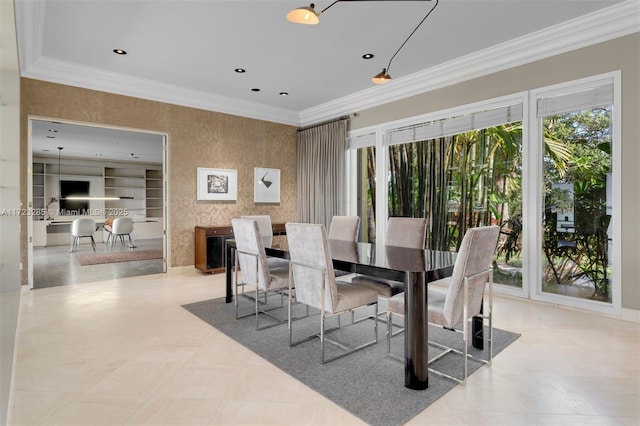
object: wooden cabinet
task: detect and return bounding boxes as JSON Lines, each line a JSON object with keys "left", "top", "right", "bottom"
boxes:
{"left": 194, "top": 225, "right": 234, "bottom": 274}
{"left": 194, "top": 223, "right": 286, "bottom": 274}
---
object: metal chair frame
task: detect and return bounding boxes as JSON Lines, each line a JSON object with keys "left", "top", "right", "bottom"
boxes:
{"left": 234, "top": 249, "right": 289, "bottom": 330}
{"left": 387, "top": 267, "right": 494, "bottom": 386}
{"left": 288, "top": 259, "right": 378, "bottom": 364}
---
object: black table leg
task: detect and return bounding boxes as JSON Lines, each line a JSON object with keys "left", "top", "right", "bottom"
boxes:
{"left": 225, "top": 242, "right": 234, "bottom": 303}
{"left": 472, "top": 301, "right": 484, "bottom": 349}
{"left": 404, "top": 270, "right": 428, "bottom": 390}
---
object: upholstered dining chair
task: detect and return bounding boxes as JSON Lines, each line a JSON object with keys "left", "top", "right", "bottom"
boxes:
{"left": 328, "top": 215, "right": 360, "bottom": 276}
{"left": 240, "top": 215, "right": 273, "bottom": 238}
{"left": 327, "top": 215, "right": 360, "bottom": 242}
{"left": 351, "top": 217, "right": 427, "bottom": 298}
{"left": 386, "top": 225, "right": 501, "bottom": 385}
{"left": 286, "top": 222, "right": 379, "bottom": 363}
{"left": 241, "top": 214, "right": 288, "bottom": 269}
{"left": 231, "top": 218, "right": 290, "bottom": 330}
{"left": 70, "top": 218, "right": 96, "bottom": 253}
{"left": 110, "top": 217, "right": 135, "bottom": 248}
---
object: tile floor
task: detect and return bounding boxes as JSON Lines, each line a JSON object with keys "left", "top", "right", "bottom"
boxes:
{"left": 9, "top": 267, "right": 640, "bottom": 425}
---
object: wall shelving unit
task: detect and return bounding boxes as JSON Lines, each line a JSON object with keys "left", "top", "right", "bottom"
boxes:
{"left": 31, "top": 158, "right": 164, "bottom": 246}
{"left": 32, "top": 162, "right": 45, "bottom": 220}
{"left": 104, "top": 167, "right": 146, "bottom": 218}
{"left": 145, "top": 169, "right": 163, "bottom": 218}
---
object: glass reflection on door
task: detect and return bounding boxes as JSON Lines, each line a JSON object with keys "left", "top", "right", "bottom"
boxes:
{"left": 542, "top": 107, "right": 612, "bottom": 303}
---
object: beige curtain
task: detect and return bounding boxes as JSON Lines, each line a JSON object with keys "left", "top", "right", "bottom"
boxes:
{"left": 297, "top": 118, "right": 348, "bottom": 228}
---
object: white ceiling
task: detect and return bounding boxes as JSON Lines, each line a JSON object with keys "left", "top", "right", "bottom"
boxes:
{"left": 31, "top": 120, "right": 164, "bottom": 164}
{"left": 16, "top": 1, "right": 639, "bottom": 160}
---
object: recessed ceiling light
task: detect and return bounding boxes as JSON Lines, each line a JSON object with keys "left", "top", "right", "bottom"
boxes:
{"left": 42, "top": 149, "right": 50, "bottom": 152}
{"left": 48, "top": 129, "right": 58, "bottom": 133}
{"left": 113, "top": 49, "right": 127, "bottom": 55}
{"left": 279, "top": 92, "right": 289, "bottom": 96}
{"left": 46, "top": 136, "right": 55, "bottom": 139}
{"left": 234, "top": 68, "right": 246, "bottom": 73}
{"left": 95, "top": 153, "right": 103, "bottom": 156}
{"left": 251, "top": 88, "right": 261, "bottom": 92}
{"left": 362, "top": 53, "right": 374, "bottom": 59}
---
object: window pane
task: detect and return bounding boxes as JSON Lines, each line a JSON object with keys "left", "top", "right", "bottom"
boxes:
{"left": 386, "top": 125, "right": 523, "bottom": 289}
{"left": 542, "top": 107, "right": 612, "bottom": 303}
{"left": 356, "top": 146, "right": 376, "bottom": 243}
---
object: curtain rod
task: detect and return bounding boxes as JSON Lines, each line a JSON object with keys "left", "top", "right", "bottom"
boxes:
{"left": 297, "top": 113, "right": 357, "bottom": 133}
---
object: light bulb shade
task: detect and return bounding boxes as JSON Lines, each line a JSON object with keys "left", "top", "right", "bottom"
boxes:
{"left": 286, "top": 4, "right": 319, "bottom": 24}
{"left": 372, "top": 69, "right": 392, "bottom": 84}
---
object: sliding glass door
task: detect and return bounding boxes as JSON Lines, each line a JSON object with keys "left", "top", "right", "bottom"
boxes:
{"left": 534, "top": 75, "right": 619, "bottom": 311}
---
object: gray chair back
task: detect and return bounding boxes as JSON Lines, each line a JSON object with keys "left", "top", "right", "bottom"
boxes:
{"left": 386, "top": 217, "right": 427, "bottom": 249}
{"left": 442, "top": 225, "right": 500, "bottom": 328}
{"left": 328, "top": 216, "right": 360, "bottom": 242}
{"left": 112, "top": 217, "right": 133, "bottom": 235}
{"left": 71, "top": 218, "right": 95, "bottom": 237}
{"left": 286, "top": 223, "right": 339, "bottom": 313}
{"left": 240, "top": 215, "right": 272, "bottom": 238}
{"left": 231, "top": 219, "right": 271, "bottom": 291}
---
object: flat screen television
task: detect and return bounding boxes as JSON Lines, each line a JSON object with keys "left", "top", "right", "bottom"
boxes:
{"left": 60, "top": 180, "right": 90, "bottom": 214}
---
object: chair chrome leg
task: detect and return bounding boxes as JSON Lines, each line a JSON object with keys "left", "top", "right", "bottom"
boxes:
{"left": 320, "top": 312, "right": 325, "bottom": 364}
{"left": 255, "top": 285, "right": 260, "bottom": 330}
{"left": 489, "top": 269, "right": 493, "bottom": 366}
{"left": 374, "top": 303, "right": 378, "bottom": 343}
{"left": 387, "top": 312, "right": 392, "bottom": 354}
{"left": 462, "top": 276, "right": 469, "bottom": 386}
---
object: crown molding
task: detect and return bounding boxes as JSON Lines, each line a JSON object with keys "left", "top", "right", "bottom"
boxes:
{"left": 299, "top": 0, "right": 640, "bottom": 125}
{"left": 15, "top": 0, "right": 300, "bottom": 126}
{"left": 16, "top": 0, "right": 639, "bottom": 127}
{"left": 21, "top": 56, "right": 301, "bottom": 125}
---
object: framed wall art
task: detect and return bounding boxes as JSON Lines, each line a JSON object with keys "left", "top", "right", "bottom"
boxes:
{"left": 197, "top": 167, "right": 237, "bottom": 201}
{"left": 254, "top": 167, "right": 280, "bottom": 203}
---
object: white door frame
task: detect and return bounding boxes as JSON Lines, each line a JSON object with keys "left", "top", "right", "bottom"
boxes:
{"left": 27, "top": 116, "right": 170, "bottom": 287}
{"left": 527, "top": 71, "right": 622, "bottom": 316}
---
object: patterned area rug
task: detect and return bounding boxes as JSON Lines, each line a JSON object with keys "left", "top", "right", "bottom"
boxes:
{"left": 75, "top": 249, "right": 163, "bottom": 266}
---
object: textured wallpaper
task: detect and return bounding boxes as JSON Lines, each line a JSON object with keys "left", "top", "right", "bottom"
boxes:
{"left": 20, "top": 78, "right": 298, "bottom": 278}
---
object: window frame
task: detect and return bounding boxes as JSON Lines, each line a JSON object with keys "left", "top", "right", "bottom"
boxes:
{"left": 347, "top": 71, "right": 622, "bottom": 315}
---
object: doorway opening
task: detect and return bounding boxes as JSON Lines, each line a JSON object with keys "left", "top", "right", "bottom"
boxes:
{"left": 27, "top": 118, "right": 168, "bottom": 289}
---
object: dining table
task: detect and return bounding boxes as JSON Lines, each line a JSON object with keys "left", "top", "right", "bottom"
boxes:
{"left": 224, "top": 235, "right": 466, "bottom": 390}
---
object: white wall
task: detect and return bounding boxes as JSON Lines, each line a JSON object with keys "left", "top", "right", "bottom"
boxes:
{"left": 0, "top": 0, "right": 22, "bottom": 423}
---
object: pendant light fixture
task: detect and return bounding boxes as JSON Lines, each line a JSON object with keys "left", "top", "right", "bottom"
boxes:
{"left": 57, "top": 146, "right": 63, "bottom": 200}
{"left": 286, "top": 0, "right": 439, "bottom": 84}
{"left": 371, "top": 68, "right": 391, "bottom": 84}
{"left": 286, "top": 3, "right": 321, "bottom": 24}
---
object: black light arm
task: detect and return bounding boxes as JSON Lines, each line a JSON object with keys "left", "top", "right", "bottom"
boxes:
{"left": 320, "top": 0, "right": 432, "bottom": 15}
{"left": 383, "top": 0, "right": 438, "bottom": 74}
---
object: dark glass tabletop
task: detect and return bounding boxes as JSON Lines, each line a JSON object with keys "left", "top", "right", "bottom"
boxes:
{"left": 259, "top": 235, "right": 457, "bottom": 279}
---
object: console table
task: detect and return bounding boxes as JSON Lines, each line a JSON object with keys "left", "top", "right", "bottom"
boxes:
{"left": 194, "top": 223, "right": 286, "bottom": 274}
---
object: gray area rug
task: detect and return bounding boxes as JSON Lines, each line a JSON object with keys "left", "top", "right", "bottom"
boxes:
{"left": 182, "top": 296, "right": 520, "bottom": 426}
